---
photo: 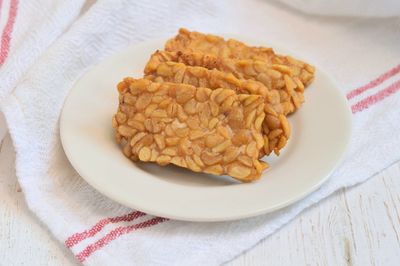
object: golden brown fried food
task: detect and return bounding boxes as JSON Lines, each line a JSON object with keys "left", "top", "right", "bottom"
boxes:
{"left": 165, "top": 28, "right": 276, "bottom": 60}
{"left": 146, "top": 50, "right": 304, "bottom": 114}
{"left": 165, "top": 28, "right": 315, "bottom": 112}
{"left": 144, "top": 61, "right": 290, "bottom": 155}
{"left": 113, "top": 78, "right": 268, "bottom": 182}
{"left": 165, "top": 29, "right": 314, "bottom": 82}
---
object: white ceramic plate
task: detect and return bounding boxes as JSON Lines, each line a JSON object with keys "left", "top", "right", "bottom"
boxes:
{"left": 60, "top": 37, "right": 352, "bottom": 222}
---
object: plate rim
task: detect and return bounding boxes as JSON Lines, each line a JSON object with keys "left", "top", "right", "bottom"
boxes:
{"left": 60, "top": 37, "right": 352, "bottom": 222}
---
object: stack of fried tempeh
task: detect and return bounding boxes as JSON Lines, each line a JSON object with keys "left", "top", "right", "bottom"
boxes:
{"left": 113, "top": 28, "right": 315, "bottom": 182}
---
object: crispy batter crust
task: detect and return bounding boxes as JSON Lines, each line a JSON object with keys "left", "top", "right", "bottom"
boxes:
{"left": 113, "top": 78, "right": 268, "bottom": 182}
{"left": 164, "top": 28, "right": 315, "bottom": 113}
{"left": 146, "top": 50, "right": 304, "bottom": 115}
{"left": 145, "top": 61, "right": 290, "bottom": 155}
{"left": 165, "top": 28, "right": 276, "bottom": 61}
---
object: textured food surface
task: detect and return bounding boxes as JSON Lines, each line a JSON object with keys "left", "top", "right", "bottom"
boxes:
{"left": 112, "top": 29, "right": 316, "bottom": 181}
{"left": 165, "top": 28, "right": 315, "bottom": 113}
{"left": 145, "top": 61, "right": 290, "bottom": 155}
{"left": 113, "top": 78, "right": 268, "bottom": 182}
{"left": 146, "top": 50, "right": 310, "bottom": 115}
{"left": 165, "top": 28, "right": 276, "bottom": 61}
{"left": 165, "top": 28, "right": 315, "bottom": 83}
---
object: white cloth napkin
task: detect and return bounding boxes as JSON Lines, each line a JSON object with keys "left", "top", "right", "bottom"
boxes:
{"left": 0, "top": 0, "right": 399, "bottom": 265}
{"left": 275, "top": 0, "right": 400, "bottom": 17}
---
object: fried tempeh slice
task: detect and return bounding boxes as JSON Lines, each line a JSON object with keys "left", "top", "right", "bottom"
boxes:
{"left": 144, "top": 61, "right": 290, "bottom": 155}
{"left": 165, "top": 28, "right": 315, "bottom": 112}
{"left": 165, "top": 28, "right": 315, "bottom": 85}
{"left": 146, "top": 50, "right": 303, "bottom": 115}
{"left": 165, "top": 28, "right": 276, "bottom": 61}
{"left": 112, "top": 78, "right": 268, "bottom": 182}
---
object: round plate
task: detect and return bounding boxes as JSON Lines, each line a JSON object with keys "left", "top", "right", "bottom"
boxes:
{"left": 60, "top": 37, "right": 352, "bottom": 222}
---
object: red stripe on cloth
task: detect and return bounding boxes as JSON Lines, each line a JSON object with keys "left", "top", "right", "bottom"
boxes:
{"left": 0, "top": 0, "right": 18, "bottom": 66}
{"left": 0, "top": 0, "right": 4, "bottom": 19}
{"left": 352, "top": 80, "right": 400, "bottom": 114}
{"left": 347, "top": 64, "right": 400, "bottom": 100}
{"left": 65, "top": 211, "right": 146, "bottom": 248}
{"left": 76, "top": 217, "right": 168, "bottom": 262}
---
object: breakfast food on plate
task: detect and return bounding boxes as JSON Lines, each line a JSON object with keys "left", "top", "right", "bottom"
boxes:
{"left": 165, "top": 28, "right": 276, "bottom": 60}
{"left": 165, "top": 28, "right": 315, "bottom": 83}
{"left": 112, "top": 29, "right": 315, "bottom": 182}
{"left": 165, "top": 28, "right": 315, "bottom": 113}
{"left": 113, "top": 78, "right": 268, "bottom": 182}
{"left": 146, "top": 50, "right": 305, "bottom": 115}
{"left": 144, "top": 61, "right": 290, "bottom": 155}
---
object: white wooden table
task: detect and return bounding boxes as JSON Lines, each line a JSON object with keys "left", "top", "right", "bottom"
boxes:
{"left": 1, "top": 123, "right": 400, "bottom": 266}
